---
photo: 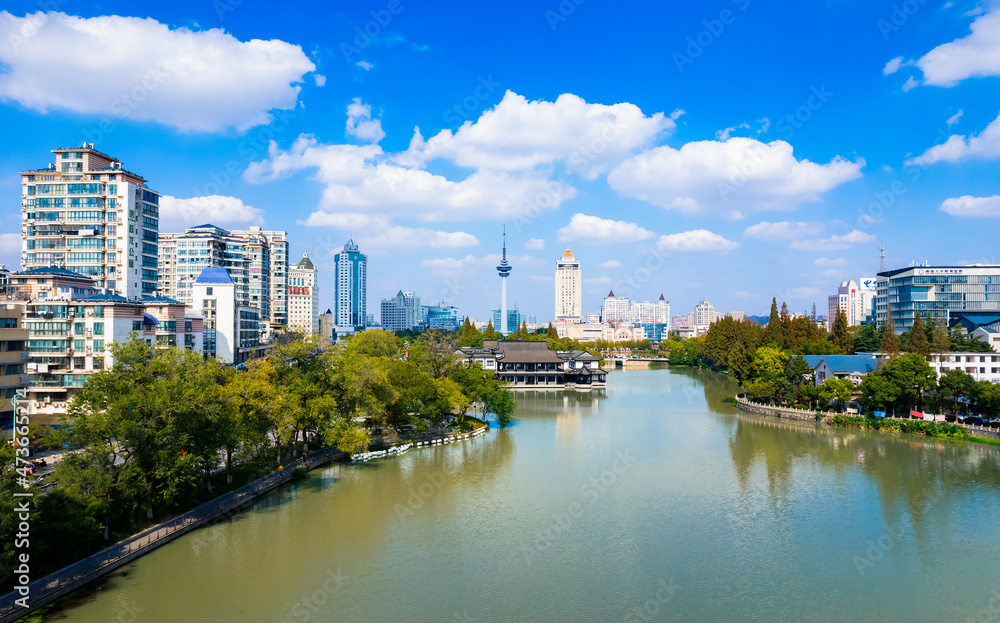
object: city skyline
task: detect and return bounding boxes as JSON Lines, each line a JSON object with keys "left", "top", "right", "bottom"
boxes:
{"left": 2, "top": 3, "right": 1000, "bottom": 320}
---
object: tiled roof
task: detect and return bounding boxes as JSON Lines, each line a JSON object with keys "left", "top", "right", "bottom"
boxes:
{"left": 14, "top": 266, "right": 91, "bottom": 279}
{"left": 194, "top": 267, "right": 233, "bottom": 284}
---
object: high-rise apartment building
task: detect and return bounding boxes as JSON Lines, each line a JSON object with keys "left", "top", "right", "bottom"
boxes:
{"left": 827, "top": 280, "right": 875, "bottom": 332}
{"left": 21, "top": 144, "right": 160, "bottom": 298}
{"left": 230, "top": 227, "right": 289, "bottom": 327}
{"left": 629, "top": 295, "right": 670, "bottom": 324}
{"left": 876, "top": 264, "right": 1000, "bottom": 333}
{"left": 191, "top": 267, "right": 266, "bottom": 364}
{"left": 0, "top": 303, "right": 28, "bottom": 418}
{"left": 694, "top": 300, "right": 715, "bottom": 329}
{"left": 334, "top": 239, "right": 367, "bottom": 331}
{"left": 381, "top": 290, "right": 422, "bottom": 332}
{"left": 158, "top": 224, "right": 276, "bottom": 326}
{"left": 602, "top": 291, "right": 630, "bottom": 323}
{"left": 555, "top": 247, "right": 582, "bottom": 323}
{"left": 288, "top": 253, "right": 319, "bottom": 334}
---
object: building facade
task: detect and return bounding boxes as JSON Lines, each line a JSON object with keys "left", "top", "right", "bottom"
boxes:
{"left": 929, "top": 352, "right": 1000, "bottom": 385}
{"left": 230, "top": 227, "right": 289, "bottom": 327}
{"left": 381, "top": 290, "right": 422, "bottom": 333}
{"left": 876, "top": 265, "right": 1000, "bottom": 333}
{"left": 0, "top": 304, "right": 28, "bottom": 419}
{"left": 827, "top": 280, "right": 876, "bottom": 332}
{"left": 334, "top": 239, "right": 367, "bottom": 331}
{"left": 191, "top": 267, "right": 266, "bottom": 364}
{"left": 694, "top": 300, "right": 715, "bottom": 329}
{"left": 21, "top": 144, "right": 160, "bottom": 298}
{"left": 423, "top": 304, "right": 461, "bottom": 331}
{"left": 602, "top": 291, "right": 630, "bottom": 323}
{"left": 288, "top": 253, "right": 318, "bottom": 334}
{"left": 555, "top": 247, "right": 582, "bottom": 323}
{"left": 457, "top": 340, "right": 606, "bottom": 390}
{"left": 630, "top": 295, "right": 670, "bottom": 324}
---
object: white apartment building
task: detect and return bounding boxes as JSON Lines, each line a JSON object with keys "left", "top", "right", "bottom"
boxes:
{"left": 694, "top": 300, "right": 715, "bottom": 329}
{"left": 191, "top": 267, "right": 266, "bottom": 364}
{"left": 929, "top": 353, "right": 1000, "bottom": 385}
{"left": 629, "top": 295, "right": 670, "bottom": 324}
{"left": 231, "top": 227, "right": 289, "bottom": 327}
{"left": 602, "top": 291, "right": 630, "bottom": 323}
{"left": 827, "top": 279, "right": 875, "bottom": 332}
{"left": 555, "top": 247, "right": 582, "bottom": 323}
{"left": 288, "top": 253, "right": 318, "bottom": 334}
{"left": 21, "top": 144, "right": 160, "bottom": 298}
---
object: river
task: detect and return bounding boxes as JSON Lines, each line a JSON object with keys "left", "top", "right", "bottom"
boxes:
{"left": 48, "top": 368, "right": 1000, "bottom": 622}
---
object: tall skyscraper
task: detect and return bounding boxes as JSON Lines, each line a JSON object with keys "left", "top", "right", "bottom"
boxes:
{"left": 230, "top": 227, "right": 289, "bottom": 327}
{"left": 496, "top": 227, "right": 512, "bottom": 335}
{"left": 21, "top": 144, "right": 160, "bottom": 298}
{"left": 555, "top": 247, "right": 581, "bottom": 323}
{"left": 334, "top": 239, "right": 367, "bottom": 331}
{"left": 288, "top": 253, "right": 318, "bottom": 334}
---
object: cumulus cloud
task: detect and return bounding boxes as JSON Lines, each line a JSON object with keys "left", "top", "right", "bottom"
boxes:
{"left": 906, "top": 111, "right": 1000, "bottom": 165}
{"left": 947, "top": 109, "right": 964, "bottom": 126}
{"left": 345, "top": 98, "right": 385, "bottom": 143}
{"left": 940, "top": 195, "right": 1000, "bottom": 217}
{"left": 608, "top": 137, "right": 862, "bottom": 214}
{"left": 159, "top": 195, "right": 265, "bottom": 232}
{"left": 0, "top": 12, "right": 315, "bottom": 132}
{"left": 525, "top": 238, "right": 546, "bottom": 250}
{"left": 743, "top": 220, "right": 825, "bottom": 241}
{"left": 365, "top": 226, "right": 478, "bottom": 250}
{"left": 247, "top": 135, "right": 577, "bottom": 223}
{"left": 790, "top": 230, "right": 875, "bottom": 251}
{"left": 599, "top": 259, "right": 623, "bottom": 268}
{"left": 914, "top": 8, "right": 1000, "bottom": 86}
{"left": 414, "top": 91, "right": 676, "bottom": 179}
{"left": 356, "top": 60, "right": 373, "bottom": 71}
{"left": 656, "top": 230, "right": 738, "bottom": 253}
{"left": 556, "top": 213, "right": 655, "bottom": 244}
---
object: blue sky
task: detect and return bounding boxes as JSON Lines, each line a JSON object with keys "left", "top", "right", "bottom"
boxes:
{"left": 1, "top": 0, "right": 999, "bottom": 322}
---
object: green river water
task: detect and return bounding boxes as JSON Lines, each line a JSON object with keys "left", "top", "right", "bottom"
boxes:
{"left": 47, "top": 368, "right": 1000, "bottom": 622}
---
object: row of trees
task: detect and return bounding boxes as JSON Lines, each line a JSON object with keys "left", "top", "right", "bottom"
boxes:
{"left": 2, "top": 330, "right": 516, "bottom": 588}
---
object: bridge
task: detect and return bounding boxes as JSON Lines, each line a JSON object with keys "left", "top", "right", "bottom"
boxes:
{"left": 603, "top": 356, "right": 669, "bottom": 368}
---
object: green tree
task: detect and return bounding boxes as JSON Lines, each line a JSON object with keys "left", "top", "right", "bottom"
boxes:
{"left": 831, "top": 307, "right": 852, "bottom": 354}
{"left": 880, "top": 309, "right": 900, "bottom": 358}
{"left": 860, "top": 370, "right": 902, "bottom": 415}
{"left": 514, "top": 320, "right": 530, "bottom": 340}
{"left": 931, "top": 318, "right": 952, "bottom": 354}
{"left": 882, "top": 352, "right": 936, "bottom": 412}
{"left": 818, "top": 378, "right": 854, "bottom": 412}
{"left": 727, "top": 341, "right": 754, "bottom": 385}
{"left": 547, "top": 322, "right": 559, "bottom": 339}
{"left": 853, "top": 324, "right": 881, "bottom": 353}
{"left": 938, "top": 368, "right": 975, "bottom": 413}
{"left": 907, "top": 312, "right": 930, "bottom": 357}
{"left": 764, "top": 298, "right": 784, "bottom": 348}
{"left": 482, "top": 320, "right": 500, "bottom": 341}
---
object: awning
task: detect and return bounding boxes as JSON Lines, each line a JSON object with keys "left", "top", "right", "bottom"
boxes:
{"left": 143, "top": 313, "right": 159, "bottom": 325}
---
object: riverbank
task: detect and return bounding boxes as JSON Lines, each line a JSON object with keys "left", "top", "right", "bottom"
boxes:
{"left": 735, "top": 396, "right": 1000, "bottom": 445}
{"left": 0, "top": 421, "right": 489, "bottom": 623}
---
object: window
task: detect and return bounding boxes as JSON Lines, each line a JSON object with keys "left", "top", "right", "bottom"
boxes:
{"left": 73, "top": 357, "right": 85, "bottom": 369}
{"left": 93, "top": 306, "right": 104, "bottom": 318}
{"left": 74, "top": 339, "right": 85, "bottom": 351}
{"left": 93, "top": 340, "right": 104, "bottom": 352}
{"left": 206, "top": 287, "right": 213, "bottom": 295}
{"left": 74, "top": 322, "right": 84, "bottom": 335}
{"left": 93, "top": 322, "right": 104, "bottom": 336}
{"left": 133, "top": 320, "right": 142, "bottom": 331}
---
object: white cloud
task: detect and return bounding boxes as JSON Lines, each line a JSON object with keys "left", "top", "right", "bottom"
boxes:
{"left": 790, "top": 230, "right": 876, "bottom": 251}
{"left": 314, "top": 74, "right": 326, "bottom": 87}
{"left": 734, "top": 290, "right": 759, "bottom": 299}
{"left": 356, "top": 60, "right": 373, "bottom": 71}
{"left": 789, "top": 286, "right": 821, "bottom": 299}
{"left": 159, "top": 195, "right": 265, "bottom": 232}
{"left": 743, "top": 220, "right": 825, "bottom": 241}
{"left": 608, "top": 137, "right": 863, "bottom": 214}
{"left": 906, "top": 111, "right": 1000, "bottom": 165}
{"left": 345, "top": 98, "right": 385, "bottom": 143}
{"left": 420, "top": 253, "right": 539, "bottom": 277}
{"left": 947, "top": 109, "right": 964, "bottom": 126}
{"left": 525, "top": 238, "right": 546, "bottom": 250}
{"left": 599, "top": 259, "right": 623, "bottom": 268}
{"left": 914, "top": 8, "right": 1000, "bottom": 86}
{"left": 656, "top": 229, "right": 738, "bottom": 253}
{"left": 556, "top": 213, "right": 655, "bottom": 244}
{"left": 884, "top": 56, "right": 904, "bottom": 75}
{"left": 0, "top": 12, "right": 314, "bottom": 132}
{"left": 716, "top": 122, "right": 750, "bottom": 141}
{"left": 901, "top": 76, "right": 920, "bottom": 92}
{"left": 299, "top": 211, "right": 389, "bottom": 229}
{"left": 415, "top": 91, "right": 676, "bottom": 179}
{"left": 247, "top": 135, "right": 577, "bottom": 223}
{"left": 365, "top": 226, "right": 478, "bottom": 249}
{"left": 940, "top": 195, "right": 1000, "bottom": 217}
{"left": 813, "top": 257, "right": 847, "bottom": 267}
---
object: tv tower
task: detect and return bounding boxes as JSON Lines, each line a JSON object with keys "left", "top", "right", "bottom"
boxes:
{"left": 496, "top": 225, "right": 512, "bottom": 335}
{"left": 879, "top": 239, "right": 886, "bottom": 273}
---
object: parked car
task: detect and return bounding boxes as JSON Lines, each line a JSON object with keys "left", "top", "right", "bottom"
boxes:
{"left": 945, "top": 414, "right": 958, "bottom": 423}
{"left": 990, "top": 420, "right": 1000, "bottom": 430}
{"left": 966, "top": 416, "right": 986, "bottom": 426}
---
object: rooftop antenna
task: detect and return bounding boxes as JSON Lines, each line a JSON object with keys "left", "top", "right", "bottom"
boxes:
{"left": 879, "top": 239, "right": 885, "bottom": 273}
